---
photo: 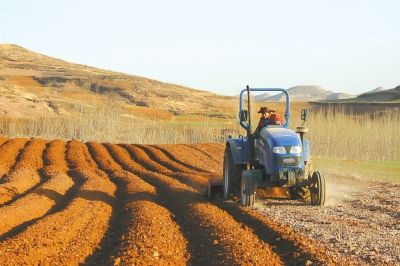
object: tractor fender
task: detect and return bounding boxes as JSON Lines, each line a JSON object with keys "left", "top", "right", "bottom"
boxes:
{"left": 226, "top": 137, "right": 249, "bottom": 165}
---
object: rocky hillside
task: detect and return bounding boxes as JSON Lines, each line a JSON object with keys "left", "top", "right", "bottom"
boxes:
{"left": 0, "top": 44, "right": 233, "bottom": 117}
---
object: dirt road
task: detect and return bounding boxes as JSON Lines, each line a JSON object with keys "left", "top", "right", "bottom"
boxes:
{"left": 0, "top": 138, "right": 396, "bottom": 265}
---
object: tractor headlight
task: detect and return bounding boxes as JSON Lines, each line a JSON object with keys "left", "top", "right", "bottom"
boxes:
{"left": 272, "top": 146, "right": 286, "bottom": 154}
{"left": 290, "top": 146, "right": 302, "bottom": 154}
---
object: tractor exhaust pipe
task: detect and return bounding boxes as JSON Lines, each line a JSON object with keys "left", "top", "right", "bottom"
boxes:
{"left": 246, "top": 85, "right": 252, "bottom": 137}
{"left": 246, "top": 85, "right": 255, "bottom": 168}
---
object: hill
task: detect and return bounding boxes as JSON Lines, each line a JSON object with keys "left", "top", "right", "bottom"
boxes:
{"left": 323, "top": 85, "right": 400, "bottom": 103}
{"left": 361, "top": 87, "right": 387, "bottom": 95}
{"left": 354, "top": 86, "right": 400, "bottom": 102}
{"left": 0, "top": 44, "right": 234, "bottom": 117}
{"left": 257, "top": 85, "right": 354, "bottom": 102}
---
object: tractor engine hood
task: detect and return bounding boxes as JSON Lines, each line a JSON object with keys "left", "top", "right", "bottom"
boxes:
{"left": 259, "top": 127, "right": 301, "bottom": 147}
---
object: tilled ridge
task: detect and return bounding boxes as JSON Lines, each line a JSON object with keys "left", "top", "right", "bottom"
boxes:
{"left": 119, "top": 144, "right": 174, "bottom": 174}
{"left": 0, "top": 138, "right": 47, "bottom": 204}
{"left": 105, "top": 143, "right": 282, "bottom": 265}
{"left": 141, "top": 144, "right": 210, "bottom": 173}
{"left": 177, "top": 144, "right": 346, "bottom": 265}
{"left": 130, "top": 143, "right": 345, "bottom": 265}
{"left": 0, "top": 140, "right": 116, "bottom": 265}
{"left": 0, "top": 137, "right": 8, "bottom": 147}
{"left": 0, "top": 139, "right": 74, "bottom": 237}
{"left": 0, "top": 138, "right": 29, "bottom": 179}
{"left": 86, "top": 142, "right": 189, "bottom": 265}
{"left": 249, "top": 208, "right": 356, "bottom": 265}
{"left": 152, "top": 144, "right": 212, "bottom": 173}
{"left": 216, "top": 201, "right": 347, "bottom": 265}
{"left": 159, "top": 143, "right": 224, "bottom": 174}
{"left": 123, "top": 144, "right": 212, "bottom": 194}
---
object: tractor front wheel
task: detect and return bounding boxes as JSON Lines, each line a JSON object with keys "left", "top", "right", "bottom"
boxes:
{"left": 223, "top": 146, "right": 242, "bottom": 200}
{"left": 310, "top": 171, "right": 326, "bottom": 206}
{"left": 240, "top": 174, "right": 255, "bottom": 207}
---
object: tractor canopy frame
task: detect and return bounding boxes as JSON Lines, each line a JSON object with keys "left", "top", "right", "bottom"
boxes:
{"left": 239, "top": 87, "right": 291, "bottom": 131}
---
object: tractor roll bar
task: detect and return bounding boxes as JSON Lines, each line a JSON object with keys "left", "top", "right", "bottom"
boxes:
{"left": 239, "top": 87, "right": 290, "bottom": 130}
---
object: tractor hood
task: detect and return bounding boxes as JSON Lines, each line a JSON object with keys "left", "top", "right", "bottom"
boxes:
{"left": 259, "top": 127, "right": 301, "bottom": 147}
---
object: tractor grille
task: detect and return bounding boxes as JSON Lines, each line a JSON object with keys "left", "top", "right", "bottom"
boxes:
{"left": 277, "top": 156, "right": 301, "bottom": 166}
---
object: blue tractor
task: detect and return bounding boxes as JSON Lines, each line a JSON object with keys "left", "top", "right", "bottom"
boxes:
{"left": 209, "top": 86, "right": 325, "bottom": 207}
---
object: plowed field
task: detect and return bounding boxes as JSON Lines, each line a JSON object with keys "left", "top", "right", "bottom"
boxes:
{"left": 0, "top": 138, "right": 395, "bottom": 265}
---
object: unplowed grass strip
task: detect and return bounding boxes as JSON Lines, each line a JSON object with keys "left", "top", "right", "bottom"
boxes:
{"left": 0, "top": 138, "right": 47, "bottom": 204}
{"left": 0, "top": 140, "right": 116, "bottom": 265}
{"left": 0, "top": 140, "right": 74, "bottom": 237}
{"left": 0, "top": 138, "right": 29, "bottom": 179}
{"left": 106, "top": 143, "right": 281, "bottom": 265}
{"left": 85, "top": 142, "right": 189, "bottom": 265}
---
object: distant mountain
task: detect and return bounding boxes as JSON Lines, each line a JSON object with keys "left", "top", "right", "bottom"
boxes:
{"left": 359, "top": 87, "right": 387, "bottom": 96}
{"left": 256, "top": 85, "right": 354, "bottom": 102}
{"left": 355, "top": 86, "right": 400, "bottom": 102}
{"left": 324, "top": 92, "right": 355, "bottom": 100}
{"left": 253, "top": 92, "right": 271, "bottom": 101}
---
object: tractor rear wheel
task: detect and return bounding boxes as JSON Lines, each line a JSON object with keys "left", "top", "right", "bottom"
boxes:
{"left": 310, "top": 171, "right": 326, "bottom": 206}
{"left": 240, "top": 174, "right": 255, "bottom": 207}
{"left": 223, "top": 146, "right": 242, "bottom": 200}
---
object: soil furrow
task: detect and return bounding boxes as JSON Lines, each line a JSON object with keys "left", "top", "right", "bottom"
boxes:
{"left": 85, "top": 142, "right": 189, "bottom": 265}
{"left": 0, "top": 140, "right": 75, "bottom": 238}
{"left": 216, "top": 201, "right": 344, "bottom": 265}
{"left": 183, "top": 143, "right": 222, "bottom": 161}
{"left": 123, "top": 144, "right": 211, "bottom": 194}
{"left": 160, "top": 143, "right": 223, "bottom": 174}
{"left": 150, "top": 144, "right": 210, "bottom": 173}
{"left": 0, "top": 138, "right": 47, "bottom": 204}
{"left": 0, "top": 138, "right": 29, "bottom": 179}
{"left": 138, "top": 144, "right": 208, "bottom": 173}
{"left": 105, "top": 143, "right": 282, "bottom": 265}
{"left": 0, "top": 140, "right": 116, "bottom": 265}
{"left": 0, "top": 137, "right": 8, "bottom": 147}
{"left": 163, "top": 144, "right": 345, "bottom": 264}
{"left": 119, "top": 144, "right": 172, "bottom": 173}
{"left": 126, "top": 143, "right": 344, "bottom": 265}
{"left": 183, "top": 143, "right": 223, "bottom": 162}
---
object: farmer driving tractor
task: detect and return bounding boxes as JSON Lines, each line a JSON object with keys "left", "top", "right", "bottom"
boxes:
{"left": 256, "top": 107, "right": 283, "bottom": 132}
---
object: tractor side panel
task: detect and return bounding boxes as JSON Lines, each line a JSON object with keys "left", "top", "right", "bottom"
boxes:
{"left": 226, "top": 138, "right": 249, "bottom": 165}
{"left": 256, "top": 138, "right": 268, "bottom": 169}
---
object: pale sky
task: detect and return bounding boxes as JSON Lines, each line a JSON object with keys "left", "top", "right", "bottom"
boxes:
{"left": 1, "top": 0, "right": 399, "bottom": 95}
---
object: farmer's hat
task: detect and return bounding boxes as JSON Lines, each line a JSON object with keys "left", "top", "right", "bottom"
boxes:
{"left": 258, "top": 107, "right": 275, "bottom": 114}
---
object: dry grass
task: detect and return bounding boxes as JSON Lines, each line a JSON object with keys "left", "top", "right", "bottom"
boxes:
{"left": 0, "top": 102, "right": 398, "bottom": 161}
{"left": 0, "top": 101, "right": 232, "bottom": 144}
{"left": 304, "top": 107, "right": 400, "bottom": 161}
